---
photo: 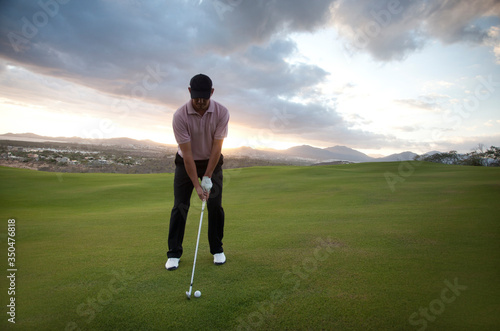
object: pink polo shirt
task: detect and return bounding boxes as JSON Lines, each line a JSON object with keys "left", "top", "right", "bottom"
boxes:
{"left": 172, "top": 99, "right": 229, "bottom": 160}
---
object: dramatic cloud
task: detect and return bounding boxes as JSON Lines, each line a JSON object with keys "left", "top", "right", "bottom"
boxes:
{"left": 0, "top": 0, "right": 344, "bottom": 140}
{"left": 333, "top": 0, "right": 500, "bottom": 61}
{"left": 0, "top": 0, "right": 498, "bottom": 152}
{"left": 0, "top": 0, "right": 335, "bottom": 82}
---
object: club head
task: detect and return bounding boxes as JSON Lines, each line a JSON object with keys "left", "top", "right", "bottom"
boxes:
{"left": 186, "top": 291, "right": 191, "bottom": 299}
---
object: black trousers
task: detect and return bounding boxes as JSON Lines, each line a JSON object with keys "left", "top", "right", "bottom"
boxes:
{"left": 167, "top": 153, "right": 225, "bottom": 258}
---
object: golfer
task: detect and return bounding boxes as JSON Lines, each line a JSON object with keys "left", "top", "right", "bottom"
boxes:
{"left": 166, "top": 74, "right": 229, "bottom": 271}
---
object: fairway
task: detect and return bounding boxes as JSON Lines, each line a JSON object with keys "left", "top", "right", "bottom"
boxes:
{"left": 1, "top": 162, "right": 499, "bottom": 330}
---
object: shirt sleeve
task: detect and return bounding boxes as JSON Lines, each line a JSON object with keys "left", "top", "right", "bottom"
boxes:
{"left": 172, "top": 109, "right": 191, "bottom": 145}
{"left": 214, "top": 106, "right": 229, "bottom": 140}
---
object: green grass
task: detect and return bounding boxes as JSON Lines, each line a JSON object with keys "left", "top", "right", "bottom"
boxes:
{"left": 0, "top": 162, "right": 499, "bottom": 330}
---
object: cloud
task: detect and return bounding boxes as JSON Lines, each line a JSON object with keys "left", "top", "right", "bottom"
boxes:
{"left": 422, "top": 1, "right": 500, "bottom": 44}
{"left": 395, "top": 97, "right": 440, "bottom": 112}
{"left": 0, "top": 0, "right": 335, "bottom": 102}
{"left": 484, "top": 119, "right": 500, "bottom": 127}
{"left": 395, "top": 125, "right": 419, "bottom": 133}
{"left": 197, "top": 0, "right": 335, "bottom": 50}
{"left": 0, "top": 0, "right": 498, "bottom": 153}
{"left": 0, "top": 0, "right": 342, "bottom": 144}
{"left": 333, "top": 0, "right": 500, "bottom": 61}
{"left": 430, "top": 133, "right": 500, "bottom": 152}
{"left": 485, "top": 25, "right": 500, "bottom": 63}
{"left": 0, "top": 0, "right": 336, "bottom": 68}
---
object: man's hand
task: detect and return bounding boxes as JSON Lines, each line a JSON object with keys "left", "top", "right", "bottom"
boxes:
{"left": 195, "top": 186, "right": 209, "bottom": 201}
{"left": 201, "top": 176, "right": 212, "bottom": 192}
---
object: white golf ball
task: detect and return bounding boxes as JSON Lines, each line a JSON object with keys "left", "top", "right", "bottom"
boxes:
{"left": 194, "top": 290, "right": 201, "bottom": 298}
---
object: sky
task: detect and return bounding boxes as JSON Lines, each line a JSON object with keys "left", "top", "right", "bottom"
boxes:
{"left": 0, "top": 0, "right": 499, "bottom": 156}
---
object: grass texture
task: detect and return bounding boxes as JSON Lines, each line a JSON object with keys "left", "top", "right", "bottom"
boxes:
{"left": 0, "top": 162, "right": 499, "bottom": 330}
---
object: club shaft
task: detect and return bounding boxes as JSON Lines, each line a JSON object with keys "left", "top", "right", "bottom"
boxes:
{"left": 189, "top": 200, "right": 205, "bottom": 291}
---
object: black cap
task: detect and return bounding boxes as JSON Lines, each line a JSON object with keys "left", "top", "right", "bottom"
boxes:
{"left": 190, "top": 74, "right": 213, "bottom": 99}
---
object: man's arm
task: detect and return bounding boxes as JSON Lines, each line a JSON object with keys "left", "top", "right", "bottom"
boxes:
{"left": 178, "top": 142, "right": 207, "bottom": 201}
{"left": 204, "top": 138, "right": 224, "bottom": 178}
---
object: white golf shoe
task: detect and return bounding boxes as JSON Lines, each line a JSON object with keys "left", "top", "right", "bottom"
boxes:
{"left": 213, "top": 252, "right": 226, "bottom": 265}
{"left": 165, "top": 258, "right": 179, "bottom": 270}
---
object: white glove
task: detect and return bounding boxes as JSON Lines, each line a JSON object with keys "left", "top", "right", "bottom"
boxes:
{"left": 201, "top": 176, "right": 212, "bottom": 192}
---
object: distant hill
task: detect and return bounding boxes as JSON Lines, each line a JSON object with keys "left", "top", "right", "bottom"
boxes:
{"left": 374, "top": 151, "right": 418, "bottom": 162}
{"left": 0, "top": 132, "right": 71, "bottom": 143}
{"left": 222, "top": 146, "right": 313, "bottom": 165}
{"left": 0, "top": 133, "right": 176, "bottom": 150}
{"left": 277, "top": 146, "right": 420, "bottom": 163}
{"left": 324, "top": 146, "right": 374, "bottom": 162}
{"left": 1, "top": 133, "right": 423, "bottom": 163}
{"left": 276, "top": 145, "right": 375, "bottom": 162}
{"left": 281, "top": 145, "right": 339, "bottom": 161}
{"left": 276, "top": 145, "right": 420, "bottom": 163}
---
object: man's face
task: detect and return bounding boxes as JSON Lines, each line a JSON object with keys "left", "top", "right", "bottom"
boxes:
{"left": 189, "top": 87, "right": 214, "bottom": 113}
{"left": 191, "top": 97, "right": 211, "bottom": 112}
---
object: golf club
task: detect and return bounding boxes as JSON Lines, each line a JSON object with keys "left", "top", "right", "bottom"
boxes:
{"left": 186, "top": 199, "right": 206, "bottom": 299}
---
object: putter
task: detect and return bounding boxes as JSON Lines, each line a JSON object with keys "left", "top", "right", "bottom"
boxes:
{"left": 186, "top": 199, "right": 206, "bottom": 299}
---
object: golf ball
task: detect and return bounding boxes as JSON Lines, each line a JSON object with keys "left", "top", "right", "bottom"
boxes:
{"left": 194, "top": 290, "right": 201, "bottom": 298}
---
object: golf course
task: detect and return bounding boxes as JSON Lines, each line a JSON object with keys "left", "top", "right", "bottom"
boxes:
{"left": 1, "top": 161, "right": 499, "bottom": 330}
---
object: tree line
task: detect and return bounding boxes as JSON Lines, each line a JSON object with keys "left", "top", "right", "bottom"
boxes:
{"left": 414, "top": 145, "right": 499, "bottom": 167}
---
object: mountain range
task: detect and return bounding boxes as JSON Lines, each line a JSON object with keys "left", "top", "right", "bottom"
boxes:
{"left": 225, "top": 144, "right": 418, "bottom": 163}
{"left": 0, "top": 133, "right": 420, "bottom": 163}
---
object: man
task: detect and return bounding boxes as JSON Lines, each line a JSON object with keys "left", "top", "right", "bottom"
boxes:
{"left": 165, "top": 74, "right": 229, "bottom": 271}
